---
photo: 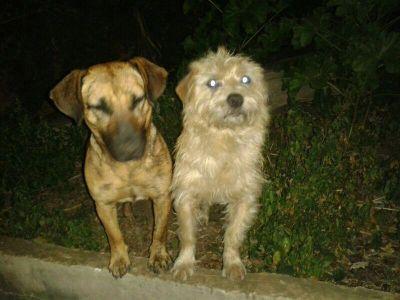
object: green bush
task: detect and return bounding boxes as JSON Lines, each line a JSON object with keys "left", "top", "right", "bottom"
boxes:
{"left": 0, "top": 102, "right": 102, "bottom": 249}
{"left": 0, "top": 102, "right": 86, "bottom": 193}
{"left": 153, "top": 87, "right": 183, "bottom": 151}
{"left": 249, "top": 98, "right": 399, "bottom": 278}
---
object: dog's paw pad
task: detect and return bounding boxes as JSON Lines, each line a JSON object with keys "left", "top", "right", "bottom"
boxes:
{"left": 171, "top": 263, "right": 194, "bottom": 281}
{"left": 222, "top": 262, "right": 246, "bottom": 281}
{"left": 109, "top": 256, "right": 131, "bottom": 278}
{"left": 148, "top": 251, "right": 172, "bottom": 273}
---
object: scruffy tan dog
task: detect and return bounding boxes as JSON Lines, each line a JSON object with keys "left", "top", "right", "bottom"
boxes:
{"left": 171, "top": 47, "right": 270, "bottom": 281}
{"left": 50, "top": 58, "right": 172, "bottom": 278}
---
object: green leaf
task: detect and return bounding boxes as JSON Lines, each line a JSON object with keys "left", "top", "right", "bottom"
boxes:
{"left": 273, "top": 250, "right": 281, "bottom": 266}
{"left": 282, "top": 237, "right": 292, "bottom": 254}
{"left": 183, "top": 0, "right": 191, "bottom": 14}
{"left": 292, "top": 24, "right": 315, "bottom": 49}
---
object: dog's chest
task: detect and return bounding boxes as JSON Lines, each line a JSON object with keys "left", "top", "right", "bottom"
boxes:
{"left": 85, "top": 148, "right": 161, "bottom": 203}
{"left": 187, "top": 132, "right": 254, "bottom": 180}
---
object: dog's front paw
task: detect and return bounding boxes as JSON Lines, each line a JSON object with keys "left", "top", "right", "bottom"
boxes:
{"left": 148, "top": 248, "right": 172, "bottom": 273}
{"left": 222, "top": 261, "right": 246, "bottom": 281}
{"left": 109, "top": 253, "right": 131, "bottom": 278}
{"left": 171, "top": 261, "right": 195, "bottom": 281}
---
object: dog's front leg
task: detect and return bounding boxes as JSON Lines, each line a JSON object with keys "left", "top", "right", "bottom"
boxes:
{"left": 223, "top": 199, "right": 258, "bottom": 281}
{"left": 148, "top": 194, "right": 172, "bottom": 272}
{"left": 95, "top": 202, "right": 130, "bottom": 278}
{"left": 172, "top": 199, "right": 197, "bottom": 280}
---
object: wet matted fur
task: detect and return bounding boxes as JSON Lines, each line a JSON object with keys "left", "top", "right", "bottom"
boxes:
{"left": 171, "top": 47, "right": 270, "bottom": 281}
{"left": 50, "top": 58, "right": 172, "bottom": 278}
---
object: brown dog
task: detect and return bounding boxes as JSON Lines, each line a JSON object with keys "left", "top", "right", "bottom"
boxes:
{"left": 50, "top": 58, "right": 172, "bottom": 278}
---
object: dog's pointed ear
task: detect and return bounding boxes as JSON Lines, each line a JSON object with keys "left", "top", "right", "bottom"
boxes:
{"left": 49, "top": 69, "right": 87, "bottom": 124}
{"left": 129, "top": 57, "right": 168, "bottom": 101}
{"left": 175, "top": 72, "right": 193, "bottom": 102}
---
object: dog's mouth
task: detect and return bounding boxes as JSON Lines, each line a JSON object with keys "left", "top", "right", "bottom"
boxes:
{"left": 225, "top": 109, "right": 245, "bottom": 117}
{"left": 223, "top": 109, "right": 247, "bottom": 121}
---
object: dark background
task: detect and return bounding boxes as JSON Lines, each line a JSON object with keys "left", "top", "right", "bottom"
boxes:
{"left": 0, "top": 0, "right": 191, "bottom": 113}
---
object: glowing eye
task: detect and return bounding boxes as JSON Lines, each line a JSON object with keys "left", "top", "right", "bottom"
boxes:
{"left": 207, "top": 79, "right": 219, "bottom": 89}
{"left": 241, "top": 75, "right": 251, "bottom": 85}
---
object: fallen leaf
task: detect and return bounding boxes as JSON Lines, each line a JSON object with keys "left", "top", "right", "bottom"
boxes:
{"left": 350, "top": 261, "right": 369, "bottom": 270}
{"left": 380, "top": 243, "right": 394, "bottom": 256}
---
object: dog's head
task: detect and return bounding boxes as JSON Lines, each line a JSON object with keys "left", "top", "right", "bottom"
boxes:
{"left": 50, "top": 58, "right": 167, "bottom": 162}
{"left": 176, "top": 47, "right": 268, "bottom": 128}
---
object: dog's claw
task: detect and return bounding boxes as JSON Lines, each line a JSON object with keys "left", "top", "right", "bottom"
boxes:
{"left": 109, "top": 255, "right": 131, "bottom": 278}
{"left": 148, "top": 250, "right": 172, "bottom": 273}
{"left": 171, "top": 263, "right": 194, "bottom": 281}
{"left": 222, "top": 262, "right": 246, "bottom": 281}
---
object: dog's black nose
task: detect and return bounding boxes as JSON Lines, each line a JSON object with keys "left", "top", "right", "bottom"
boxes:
{"left": 227, "top": 93, "right": 243, "bottom": 108}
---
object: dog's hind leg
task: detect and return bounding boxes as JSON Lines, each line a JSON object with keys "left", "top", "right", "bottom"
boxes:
{"left": 172, "top": 199, "right": 197, "bottom": 280}
{"left": 95, "top": 202, "right": 130, "bottom": 278}
{"left": 222, "top": 198, "right": 258, "bottom": 281}
{"left": 148, "top": 194, "right": 172, "bottom": 273}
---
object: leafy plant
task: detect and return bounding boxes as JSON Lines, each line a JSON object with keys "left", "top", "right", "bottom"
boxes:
{"left": 0, "top": 102, "right": 102, "bottom": 249}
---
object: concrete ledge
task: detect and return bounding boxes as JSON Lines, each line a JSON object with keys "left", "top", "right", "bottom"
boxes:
{"left": 0, "top": 236, "right": 397, "bottom": 299}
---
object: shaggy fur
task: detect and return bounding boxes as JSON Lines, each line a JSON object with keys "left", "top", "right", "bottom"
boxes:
{"left": 171, "top": 47, "right": 270, "bottom": 281}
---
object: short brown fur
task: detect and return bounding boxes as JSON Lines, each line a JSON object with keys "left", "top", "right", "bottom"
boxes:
{"left": 50, "top": 58, "right": 172, "bottom": 278}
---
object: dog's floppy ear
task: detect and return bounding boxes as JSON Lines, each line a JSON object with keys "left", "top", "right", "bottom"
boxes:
{"left": 49, "top": 70, "right": 86, "bottom": 124}
{"left": 175, "top": 72, "right": 193, "bottom": 102}
{"left": 129, "top": 57, "right": 168, "bottom": 101}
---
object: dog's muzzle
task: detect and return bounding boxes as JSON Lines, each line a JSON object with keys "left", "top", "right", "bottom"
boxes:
{"left": 227, "top": 93, "right": 243, "bottom": 109}
{"left": 102, "top": 122, "right": 146, "bottom": 162}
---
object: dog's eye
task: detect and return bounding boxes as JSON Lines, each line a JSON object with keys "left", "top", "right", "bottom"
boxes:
{"left": 88, "top": 98, "right": 113, "bottom": 115}
{"left": 207, "top": 79, "right": 220, "bottom": 89}
{"left": 130, "top": 95, "right": 145, "bottom": 111}
{"left": 241, "top": 76, "right": 251, "bottom": 85}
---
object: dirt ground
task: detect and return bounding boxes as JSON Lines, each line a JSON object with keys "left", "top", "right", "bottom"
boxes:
{"left": 41, "top": 173, "right": 399, "bottom": 294}
{"left": 119, "top": 198, "right": 226, "bottom": 270}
